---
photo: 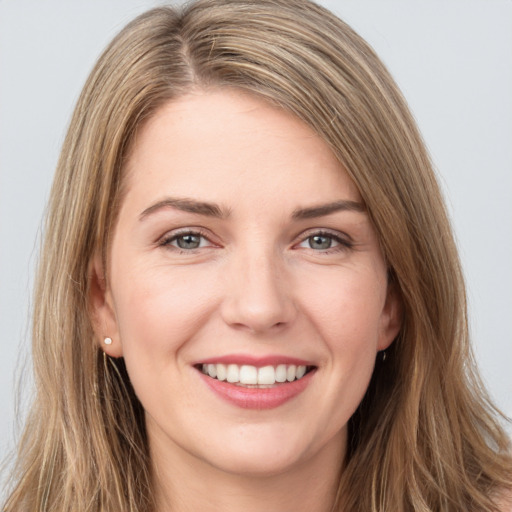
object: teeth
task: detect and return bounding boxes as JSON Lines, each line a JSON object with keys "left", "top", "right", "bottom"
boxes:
{"left": 200, "top": 363, "right": 309, "bottom": 385}
{"left": 275, "top": 364, "right": 287, "bottom": 383}
{"left": 240, "top": 365, "right": 258, "bottom": 384}
{"left": 226, "top": 364, "right": 239, "bottom": 383}
{"left": 207, "top": 364, "right": 217, "bottom": 378}
{"left": 296, "top": 365, "right": 306, "bottom": 379}
{"left": 258, "top": 365, "right": 275, "bottom": 385}
{"left": 286, "top": 364, "right": 296, "bottom": 382}
{"left": 216, "top": 364, "right": 227, "bottom": 381}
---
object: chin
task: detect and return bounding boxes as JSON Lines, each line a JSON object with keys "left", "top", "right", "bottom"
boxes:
{"left": 205, "top": 446, "right": 307, "bottom": 478}
{"left": 195, "top": 423, "right": 344, "bottom": 479}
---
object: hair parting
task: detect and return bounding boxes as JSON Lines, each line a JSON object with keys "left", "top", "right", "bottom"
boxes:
{"left": 3, "top": 1, "right": 511, "bottom": 511}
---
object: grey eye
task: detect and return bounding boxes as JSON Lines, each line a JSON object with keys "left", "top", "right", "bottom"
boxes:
{"left": 176, "top": 234, "right": 202, "bottom": 249}
{"left": 308, "top": 235, "right": 333, "bottom": 250}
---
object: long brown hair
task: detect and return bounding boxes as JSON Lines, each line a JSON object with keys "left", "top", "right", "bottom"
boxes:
{"left": 4, "top": 1, "right": 511, "bottom": 510}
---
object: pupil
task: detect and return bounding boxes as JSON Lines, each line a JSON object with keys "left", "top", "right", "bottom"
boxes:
{"left": 310, "top": 235, "right": 331, "bottom": 250}
{"left": 177, "top": 234, "right": 200, "bottom": 249}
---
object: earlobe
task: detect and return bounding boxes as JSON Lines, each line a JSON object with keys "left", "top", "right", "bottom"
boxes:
{"left": 378, "top": 280, "right": 403, "bottom": 351}
{"left": 88, "top": 253, "right": 123, "bottom": 358}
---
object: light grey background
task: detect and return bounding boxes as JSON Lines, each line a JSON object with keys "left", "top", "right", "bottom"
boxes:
{"left": 1, "top": 0, "right": 511, "bottom": 469}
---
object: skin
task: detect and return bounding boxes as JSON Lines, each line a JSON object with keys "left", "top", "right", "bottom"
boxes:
{"left": 90, "top": 89, "right": 402, "bottom": 512}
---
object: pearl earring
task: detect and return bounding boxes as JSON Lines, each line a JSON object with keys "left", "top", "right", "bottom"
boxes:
{"left": 104, "top": 337, "right": 113, "bottom": 345}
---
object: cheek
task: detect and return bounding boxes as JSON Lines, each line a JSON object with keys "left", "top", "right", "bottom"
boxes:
{"left": 297, "top": 264, "right": 387, "bottom": 352}
{"left": 289, "top": 266, "right": 386, "bottom": 441}
{"left": 109, "top": 264, "right": 223, "bottom": 415}
{"left": 111, "top": 262, "right": 221, "bottom": 361}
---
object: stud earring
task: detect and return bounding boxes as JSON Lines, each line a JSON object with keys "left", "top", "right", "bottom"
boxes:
{"left": 104, "top": 337, "right": 113, "bottom": 345}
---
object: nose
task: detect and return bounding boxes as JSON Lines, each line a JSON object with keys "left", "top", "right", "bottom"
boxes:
{"left": 220, "top": 248, "right": 297, "bottom": 334}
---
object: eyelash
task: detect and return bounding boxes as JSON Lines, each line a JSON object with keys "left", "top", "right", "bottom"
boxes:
{"left": 295, "top": 230, "right": 353, "bottom": 254}
{"left": 158, "top": 228, "right": 214, "bottom": 253}
{"left": 158, "top": 228, "right": 353, "bottom": 254}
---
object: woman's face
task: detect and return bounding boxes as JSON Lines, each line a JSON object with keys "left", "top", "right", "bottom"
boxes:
{"left": 92, "top": 90, "right": 401, "bottom": 477}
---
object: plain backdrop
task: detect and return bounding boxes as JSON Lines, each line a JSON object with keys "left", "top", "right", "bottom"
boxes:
{"left": 1, "top": 0, "right": 511, "bottom": 468}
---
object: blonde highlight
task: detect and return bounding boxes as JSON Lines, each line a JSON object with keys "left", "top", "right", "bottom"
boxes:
{"left": 3, "top": 1, "right": 511, "bottom": 511}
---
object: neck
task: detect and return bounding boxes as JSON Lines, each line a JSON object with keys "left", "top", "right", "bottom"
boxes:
{"left": 150, "top": 432, "right": 345, "bottom": 512}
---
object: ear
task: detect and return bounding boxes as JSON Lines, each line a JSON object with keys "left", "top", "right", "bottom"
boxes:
{"left": 88, "top": 252, "right": 123, "bottom": 358}
{"left": 377, "top": 278, "right": 403, "bottom": 351}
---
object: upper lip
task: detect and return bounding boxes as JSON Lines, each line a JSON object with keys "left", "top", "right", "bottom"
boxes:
{"left": 194, "top": 354, "right": 315, "bottom": 368}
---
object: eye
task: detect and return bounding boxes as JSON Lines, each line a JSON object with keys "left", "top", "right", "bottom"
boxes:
{"left": 159, "top": 230, "right": 212, "bottom": 251}
{"left": 296, "top": 231, "right": 352, "bottom": 252}
{"left": 306, "top": 234, "right": 337, "bottom": 250}
{"left": 174, "top": 233, "right": 204, "bottom": 250}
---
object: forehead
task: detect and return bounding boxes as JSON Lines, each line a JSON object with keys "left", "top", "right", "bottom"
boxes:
{"left": 122, "top": 89, "right": 362, "bottom": 213}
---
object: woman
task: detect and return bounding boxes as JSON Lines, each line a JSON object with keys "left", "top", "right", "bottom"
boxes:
{"left": 3, "top": 0, "right": 511, "bottom": 510}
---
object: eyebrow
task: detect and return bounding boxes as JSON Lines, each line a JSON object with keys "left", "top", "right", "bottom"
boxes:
{"left": 139, "top": 197, "right": 230, "bottom": 220}
{"left": 139, "top": 197, "right": 365, "bottom": 222}
{"left": 292, "top": 200, "right": 365, "bottom": 219}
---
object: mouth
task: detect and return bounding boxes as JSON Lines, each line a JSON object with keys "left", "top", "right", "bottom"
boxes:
{"left": 193, "top": 355, "right": 318, "bottom": 409}
{"left": 195, "top": 363, "right": 316, "bottom": 388}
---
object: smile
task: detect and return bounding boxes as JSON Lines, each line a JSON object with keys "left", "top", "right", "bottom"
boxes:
{"left": 195, "top": 358, "right": 317, "bottom": 409}
{"left": 199, "top": 363, "right": 313, "bottom": 387}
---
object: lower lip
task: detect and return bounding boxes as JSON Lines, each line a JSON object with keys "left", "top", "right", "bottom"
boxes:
{"left": 198, "top": 370, "right": 315, "bottom": 409}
